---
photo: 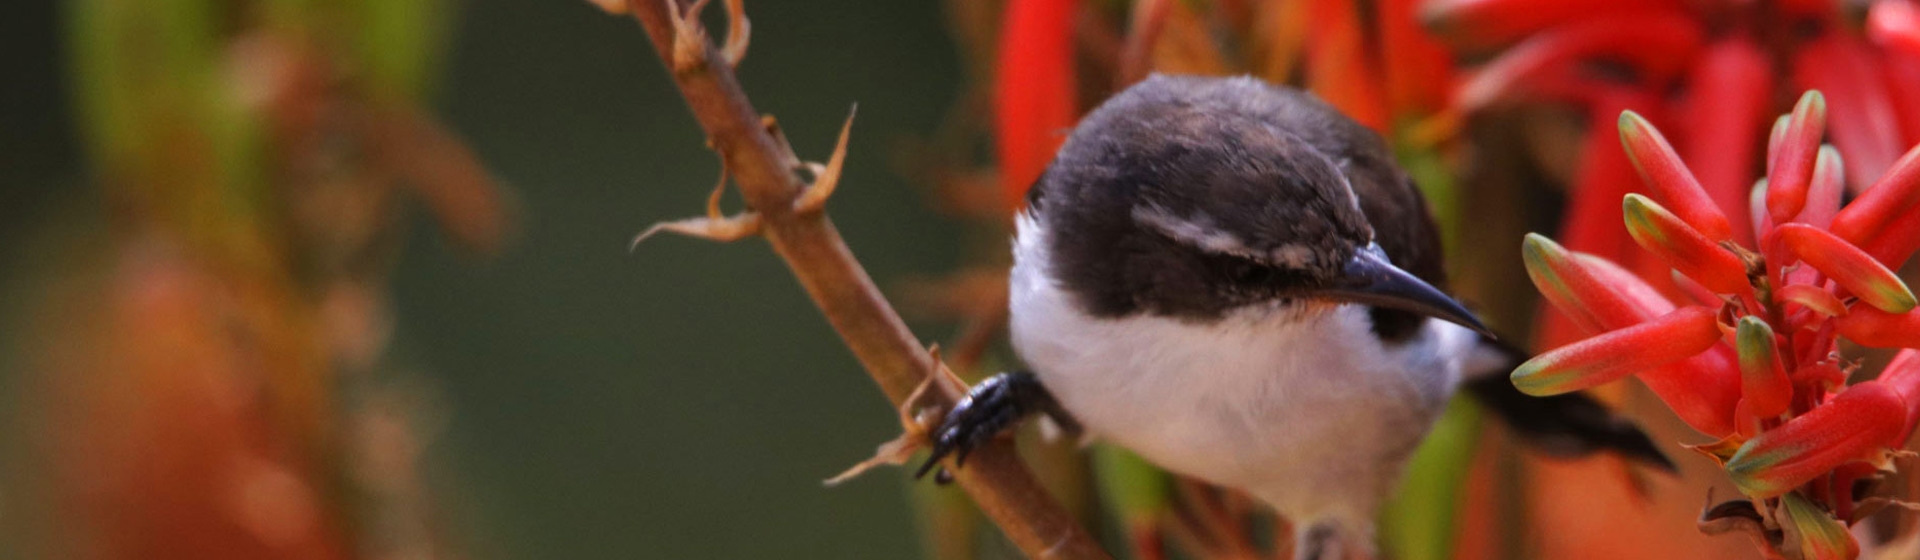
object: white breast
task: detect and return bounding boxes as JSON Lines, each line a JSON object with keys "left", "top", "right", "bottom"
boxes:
{"left": 1007, "top": 213, "right": 1477, "bottom": 529}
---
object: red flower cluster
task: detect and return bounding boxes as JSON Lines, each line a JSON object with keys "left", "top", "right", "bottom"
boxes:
{"left": 1433, "top": 1, "right": 1920, "bottom": 356}
{"left": 1516, "top": 90, "right": 1920, "bottom": 558}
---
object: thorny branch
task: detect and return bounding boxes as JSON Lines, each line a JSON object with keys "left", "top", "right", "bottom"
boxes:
{"left": 611, "top": 0, "right": 1110, "bottom": 558}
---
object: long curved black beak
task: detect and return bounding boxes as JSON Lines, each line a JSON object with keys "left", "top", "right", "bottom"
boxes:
{"left": 1313, "top": 244, "right": 1493, "bottom": 337}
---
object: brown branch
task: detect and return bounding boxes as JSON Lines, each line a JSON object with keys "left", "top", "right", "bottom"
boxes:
{"left": 617, "top": 1, "right": 1110, "bottom": 558}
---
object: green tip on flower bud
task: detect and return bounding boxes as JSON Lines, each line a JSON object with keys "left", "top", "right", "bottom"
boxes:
{"left": 1735, "top": 316, "right": 1792, "bottom": 418}
{"left": 1622, "top": 194, "right": 1750, "bottom": 294}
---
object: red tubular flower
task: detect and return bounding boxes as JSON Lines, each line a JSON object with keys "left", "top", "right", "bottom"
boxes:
{"left": 1724, "top": 381, "right": 1907, "bottom": 499}
{"left": 1379, "top": 0, "right": 1455, "bottom": 117}
{"left": 1860, "top": 208, "right": 1920, "bottom": 268}
{"left": 1735, "top": 317, "right": 1793, "bottom": 418}
{"left": 995, "top": 0, "right": 1079, "bottom": 210}
{"left": 1619, "top": 111, "right": 1735, "bottom": 240}
{"left": 1521, "top": 233, "right": 1672, "bottom": 333}
{"left": 1768, "top": 91, "right": 1829, "bottom": 223}
{"left": 1621, "top": 194, "right": 1748, "bottom": 293}
{"left": 1834, "top": 306, "right": 1920, "bottom": 349}
{"left": 1794, "top": 35, "right": 1903, "bottom": 192}
{"left": 1682, "top": 37, "right": 1771, "bottom": 246}
{"left": 1510, "top": 305, "right": 1722, "bottom": 396}
{"left": 1831, "top": 144, "right": 1920, "bottom": 245}
{"left": 1795, "top": 145, "right": 1845, "bottom": 229}
{"left": 1775, "top": 223, "right": 1918, "bottom": 313}
{"left": 1307, "top": 0, "right": 1389, "bottom": 132}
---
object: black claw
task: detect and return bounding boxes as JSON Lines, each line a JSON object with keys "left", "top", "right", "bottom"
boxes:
{"left": 913, "top": 371, "right": 1074, "bottom": 483}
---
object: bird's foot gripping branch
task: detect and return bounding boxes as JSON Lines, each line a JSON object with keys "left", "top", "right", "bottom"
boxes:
{"left": 600, "top": 0, "right": 1109, "bottom": 558}
{"left": 1514, "top": 90, "right": 1920, "bottom": 559}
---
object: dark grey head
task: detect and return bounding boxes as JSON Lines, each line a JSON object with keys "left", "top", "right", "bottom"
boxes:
{"left": 1025, "top": 74, "right": 1485, "bottom": 334}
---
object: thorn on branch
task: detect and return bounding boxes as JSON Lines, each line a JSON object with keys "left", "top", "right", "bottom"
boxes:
{"left": 630, "top": 158, "right": 763, "bottom": 248}
{"left": 823, "top": 344, "right": 965, "bottom": 487}
{"left": 794, "top": 104, "right": 857, "bottom": 215}
{"left": 629, "top": 212, "right": 762, "bottom": 248}
{"left": 666, "top": 0, "right": 713, "bottom": 73}
{"left": 721, "top": 0, "right": 749, "bottom": 68}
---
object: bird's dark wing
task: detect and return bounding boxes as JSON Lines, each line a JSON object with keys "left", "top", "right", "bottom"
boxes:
{"left": 1462, "top": 334, "right": 1676, "bottom": 472}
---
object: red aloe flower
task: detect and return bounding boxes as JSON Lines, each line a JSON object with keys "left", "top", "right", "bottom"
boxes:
{"left": 1515, "top": 90, "right": 1920, "bottom": 557}
{"left": 1831, "top": 144, "right": 1920, "bottom": 245}
{"left": 1724, "top": 382, "right": 1906, "bottom": 499}
{"left": 1619, "top": 111, "right": 1733, "bottom": 240}
{"left": 1768, "top": 92, "right": 1829, "bottom": 223}
{"left": 994, "top": 0, "right": 1079, "bottom": 210}
{"left": 1511, "top": 306, "right": 1722, "bottom": 396}
{"left": 1775, "top": 223, "right": 1918, "bottom": 313}
{"left": 1735, "top": 317, "right": 1793, "bottom": 418}
{"left": 1621, "top": 194, "right": 1747, "bottom": 293}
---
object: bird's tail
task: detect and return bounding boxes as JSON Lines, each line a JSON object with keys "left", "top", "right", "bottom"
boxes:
{"left": 1461, "top": 335, "right": 1677, "bottom": 472}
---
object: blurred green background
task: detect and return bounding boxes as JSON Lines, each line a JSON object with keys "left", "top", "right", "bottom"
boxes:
{"left": 1, "top": 0, "right": 973, "bottom": 557}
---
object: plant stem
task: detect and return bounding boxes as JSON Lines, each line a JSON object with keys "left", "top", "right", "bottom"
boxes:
{"left": 618, "top": 1, "right": 1110, "bottom": 558}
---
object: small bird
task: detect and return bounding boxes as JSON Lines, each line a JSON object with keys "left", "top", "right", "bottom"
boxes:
{"left": 918, "top": 75, "right": 1672, "bottom": 559}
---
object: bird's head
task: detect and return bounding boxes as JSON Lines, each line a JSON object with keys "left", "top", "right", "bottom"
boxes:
{"left": 1028, "top": 75, "right": 1487, "bottom": 335}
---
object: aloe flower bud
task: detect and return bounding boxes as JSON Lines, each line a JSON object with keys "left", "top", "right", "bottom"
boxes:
{"left": 1725, "top": 381, "right": 1907, "bottom": 499}
{"left": 1522, "top": 234, "right": 1673, "bottom": 333}
{"left": 1832, "top": 144, "right": 1920, "bottom": 244}
{"left": 1619, "top": 111, "right": 1733, "bottom": 240}
{"left": 1776, "top": 223, "right": 1918, "bottom": 313}
{"left": 1794, "top": 145, "right": 1844, "bottom": 228}
{"left": 1622, "top": 194, "right": 1749, "bottom": 293}
{"left": 1735, "top": 317, "right": 1792, "bottom": 418}
{"left": 1767, "top": 91, "right": 1828, "bottom": 223}
{"left": 1511, "top": 306, "right": 1721, "bottom": 396}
